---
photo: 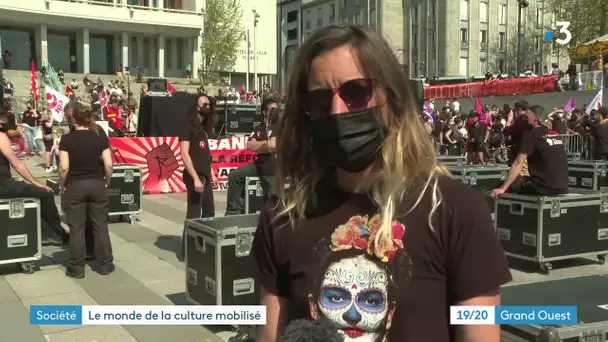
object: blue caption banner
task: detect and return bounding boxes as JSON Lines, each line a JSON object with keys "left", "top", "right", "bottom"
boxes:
{"left": 495, "top": 306, "right": 577, "bottom": 325}
{"left": 30, "top": 305, "right": 83, "bottom": 325}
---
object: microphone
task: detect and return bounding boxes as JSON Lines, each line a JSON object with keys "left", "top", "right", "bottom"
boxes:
{"left": 279, "top": 318, "right": 344, "bottom": 342}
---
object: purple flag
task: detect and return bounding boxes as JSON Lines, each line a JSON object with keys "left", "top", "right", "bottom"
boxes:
{"left": 563, "top": 97, "right": 576, "bottom": 112}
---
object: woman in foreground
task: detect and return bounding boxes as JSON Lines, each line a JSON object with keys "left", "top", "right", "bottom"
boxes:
{"left": 59, "top": 108, "right": 114, "bottom": 278}
{"left": 251, "top": 25, "right": 511, "bottom": 341}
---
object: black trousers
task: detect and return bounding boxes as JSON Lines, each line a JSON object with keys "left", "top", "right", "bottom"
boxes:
{"left": 0, "top": 177, "right": 65, "bottom": 238}
{"left": 62, "top": 179, "right": 113, "bottom": 269}
{"left": 61, "top": 197, "right": 95, "bottom": 256}
{"left": 225, "top": 163, "right": 276, "bottom": 215}
{"left": 181, "top": 171, "right": 214, "bottom": 259}
{"left": 508, "top": 176, "right": 567, "bottom": 196}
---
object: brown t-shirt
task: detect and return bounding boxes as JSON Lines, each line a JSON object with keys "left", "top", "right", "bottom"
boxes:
{"left": 252, "top": 175, "right": 512, "bottom": 341}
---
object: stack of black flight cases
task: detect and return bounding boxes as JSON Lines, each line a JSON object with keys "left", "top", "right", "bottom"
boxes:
{"left": 495, "top": 190, "right": 608, "bottom": 274}
{"left": 450, "top": 164, "right": 509, "bottom": 213}
{"left": 568, "top": 160, "right": 608, "bottom": 192}
{"left": 0, "top": 198, "right": 41, "bottom": 274}
{"left": 437, "top": 155, "right": 466, "bottom": 166}
{"left": 501, "top": 275, "right": 608, "bottom": 341}
{"left": 107, "top": 164, "right": 142, "bottom": 225}
{"left": 184, "top": 214, "right": 259, "bottom": 339}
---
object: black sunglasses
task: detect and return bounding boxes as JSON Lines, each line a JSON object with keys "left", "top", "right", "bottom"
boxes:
{"left": 304, "top": 78, "right": 374, "bottom": 119}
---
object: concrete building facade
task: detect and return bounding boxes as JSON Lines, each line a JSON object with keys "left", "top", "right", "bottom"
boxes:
{"left": 277, "top": 0, "right": 405, "bottom": 91}
{"left": 411, "top": 0, "right": 568, "bottom": 78}
{"left": 0, "top": 0, "right": 277, "bottom": 87}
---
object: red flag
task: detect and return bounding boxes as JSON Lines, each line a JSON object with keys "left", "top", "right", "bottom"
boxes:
{"left": 474, "top": 97, "right": 483, "bottom": 114}
{"left": 30, "top": 60, "right": 39, "bottom": 100}
{"left": 65, "top": 85, "right": 75, "bottom": 97}
{"left": 99, "top": 90, "right": 108, "bottom": 107}
{"left": 167, "top": 82, "right": 176, "bottom": 94}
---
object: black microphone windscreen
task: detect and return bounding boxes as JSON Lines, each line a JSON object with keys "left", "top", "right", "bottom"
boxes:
{"left": 279, "top": 318, "right": 344, "bottom": 342}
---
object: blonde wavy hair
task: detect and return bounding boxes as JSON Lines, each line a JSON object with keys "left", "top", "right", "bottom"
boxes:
{"left": 275, "top": 25, "right": 450, "bottom": 250}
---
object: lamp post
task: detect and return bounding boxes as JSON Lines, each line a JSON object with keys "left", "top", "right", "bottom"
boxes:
{"left": 516, "top": 0, "right": 529, "bottom": 75}
{"left": 252, "top": 9, "right": 260, "bottom": 92}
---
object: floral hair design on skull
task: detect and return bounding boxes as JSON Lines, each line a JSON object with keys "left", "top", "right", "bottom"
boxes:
{"left": 307, "top": 214, "right": 409, "bottom": 342}
{"left": 330, "top": 214, "right": 405, "bottom": 263}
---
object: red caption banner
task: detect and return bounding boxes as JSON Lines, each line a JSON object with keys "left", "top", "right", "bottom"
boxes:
{"left": 109, "top": 137, "right": 256, "bottom": 194}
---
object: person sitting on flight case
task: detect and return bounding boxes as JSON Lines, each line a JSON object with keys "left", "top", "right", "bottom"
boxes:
{"left": 491, "top": 105, "right": 569, "bottom": 198}
{"left": 225, "top": 98, "right": 279, "bottom": 215}
{"left": 0, "top": 110, "right": 69, "bottom": 245}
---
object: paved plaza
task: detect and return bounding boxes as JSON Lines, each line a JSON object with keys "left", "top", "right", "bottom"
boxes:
{"left": 1, "top": 157, "right": 607, "bottom": 341}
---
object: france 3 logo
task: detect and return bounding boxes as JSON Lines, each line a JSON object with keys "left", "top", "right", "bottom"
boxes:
{"left": 544, "top": 21, "right": 572, "bottom": 45}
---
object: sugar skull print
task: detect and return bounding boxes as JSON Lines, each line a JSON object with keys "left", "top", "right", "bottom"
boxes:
{"left": 308, "top": 214, "right": 407, "bottom": 342}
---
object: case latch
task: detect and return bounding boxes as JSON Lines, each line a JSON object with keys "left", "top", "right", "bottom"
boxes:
{"left": 466, "top": 172, "right": 477, "bottom": 186}
{"left": 9, "top": 199, "right": 25, "bottom": 219}
{"left": 235, "top": 228, "right": 251, "bottom": 257}
{"left": 601, "top": 194, "right": 608, "bottom": 213}
{"left": 124, "top": 170, "right": 134, "bottom": 183}
{"left": 600, "top": 166, "right": 607, "bottom": 177}
{"left": 550, "top": 201, "right": 561, "bottom": 218}
{"left": 500, "top": 171, "right": 507, "bottom": 180}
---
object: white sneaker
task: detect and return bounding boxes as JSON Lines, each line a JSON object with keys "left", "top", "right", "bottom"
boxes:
{"left": 45, "top": 167, "right": 53, "bottom": 173}
{"left": 52, "top": 165, "right": 58, "bottom": 172}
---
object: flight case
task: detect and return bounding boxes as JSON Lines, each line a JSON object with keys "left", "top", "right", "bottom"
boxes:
{"left": 185, "top": 214, "right": 259, "bottom": 306}
{"left": 495, "top": 191, "right": 608, "bottom": 274}
{"left": 107, "top": 164, "right": 142, "bottom": 225}
{"left": 245, "top": 177, "right": 265, "bottom": 214}
{"left": 437, "top": 155, "right": 466, "bottom": 166}
{"left": 568, "top": 160, "right": 608, "bottom": 191}
{"left": 501, "top": 275, "right": 608, "bottom": 342}
{"left": 450, "top": 165, "right": 509, "bottom": 208}
{"left": 0, "top": 198, "right": 41, "bottom": 274}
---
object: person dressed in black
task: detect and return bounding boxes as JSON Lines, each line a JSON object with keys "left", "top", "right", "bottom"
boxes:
{"left": 492, "top": 105, "right": 569, "bottom": 198}
{"left": 64, "top": 101, "right": 110, "bottom": 260}
{"left": 179, "top": 93, "right": 217, "bottom": 260}
{"left": 59, "top": 108, "right": 115, "bottom": 278}
{"left": 467, "top": 112, "right": 488, "bottom": 164}
{"left": 503, "top": 100, "right": 531, "bottom": 164}
{"left": 591, "top": 107, "right": 608, "bottom": 159}
{"left": 0, "top": 109, "right": 68, "bottom": 246}
{"left": 225, "top": 97, "right": 279, "bottom": 215}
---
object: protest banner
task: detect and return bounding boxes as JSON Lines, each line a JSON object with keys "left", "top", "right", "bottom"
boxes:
{"left": 109, "top": 136, "right": 256, "bottom": 194}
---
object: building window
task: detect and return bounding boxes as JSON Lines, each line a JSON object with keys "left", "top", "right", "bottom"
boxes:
{"left": 413, "top": 6, "right": 419, "bottom": 25}
{"left": 479, "top": 59, "right": 487, "bottom": 74}
{"left": 369, "top": 0, "right": 376, "bottom": 28}
{"left": 460, "top": 28, "right": 468, "bottom": 42}
{"left": 480, "top": 30, "right": 487, "bottom": 43}
{"left": 340, "top": 0, "right": 346, "bottom": 18}
{"left": 498, "top": 59, "right": 505, "bottom": 72}
{"left": 287, "top": 28, "right": 298, "bottom": 41}
{"left": 479, "top": 2, "right": 488, "bottom": 23}
{"left": 430, "top": 0, "right": 436, "bottom": 18}
{"left": 165, "top": 38, "right": 172, "bottom": 69}
{"left": 287, "top": 10, "right": 298, "bottom": 23}
{"left": 534, "top": 36, "right": 540, "bottom": 50}
{"left": 176, "top": 38, "right": 183, "bottom": 70}
{"left": 305, "top": 11, "right": 311, "bottom": 29}
{"left": 329, "top": 4, "right": 335, "bottom": 22}
{"left": 354, "top": 10, "right": 361, "bottom": 24}
{"left": 536, "top": 8, "right": 543, "bottom": 27}
{"left": 499, "top": 32, "right": 506, "bottom": 50}
{"left": 460, "top": 0, "right": 468, "bottom": 21}
{"left": 459, "top": 57, "right": 468, "bottom": 76}
{"left": 317, "top": 8, "right": 323, "bottom": 26}
{"left": 499, "top": 4, "right": 507, "bottom": 24}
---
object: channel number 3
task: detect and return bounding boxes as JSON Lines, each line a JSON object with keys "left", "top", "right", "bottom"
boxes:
{"left": 555, "top": 21, "right": 572, "bottom": 45}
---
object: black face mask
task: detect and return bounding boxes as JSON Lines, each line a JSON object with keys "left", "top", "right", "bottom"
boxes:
{"left": 198, "top": 107, "right": 211, "bottom": 116}
{"left": 310, "top": 107, "right": 386, "bottom": 173}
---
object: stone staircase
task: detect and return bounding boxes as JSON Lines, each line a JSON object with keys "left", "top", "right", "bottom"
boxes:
{"left": 3, "top": 69, "right": 214, "bottom": 113}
